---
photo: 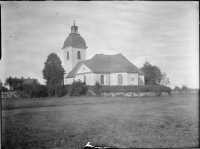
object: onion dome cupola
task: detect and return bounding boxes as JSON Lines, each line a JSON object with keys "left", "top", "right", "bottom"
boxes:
{"left": 62, "top": 20, "right": 88, "bottom": 49}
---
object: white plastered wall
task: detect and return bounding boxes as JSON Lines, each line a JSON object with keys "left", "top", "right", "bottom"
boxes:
{"left": 66, "top": 73, "right": 144, "bottom": 86}
{"left": 138, "top": 75, "right": 145, "bottom": 85}
{"left": 76, "top": 64, "right": 92, "bottom": 74}
{"left": 66, "top": 78, "right": 75, "bottom": 84}
{"left": 75, "top": 64, "right": 93, "bottom": 85}
{"left": 127, "top": 73, "right": 139, "bottom": 85}
{"left": 93, "top": 73, "right": 110, "bottom": 85}
{"left": 71, "top": 47, "right": 86, "bottom": 68}
{"left": 110, "top": 73, "right": 128, "bottom": 85}
{"left": 63, "top": 46, "right": 73, "bottom": 76}
{"left": 63, "top": 47, "right": 86, "bottom": 75}
{"left": 75, "top": 73, "right": 94, "bottom": 85}
{"left": 63, "top": 47, "right": 86, "bottom": 85}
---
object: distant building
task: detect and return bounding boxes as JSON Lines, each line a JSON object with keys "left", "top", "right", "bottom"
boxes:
{"left": 14, "top": 77, "right": 40, "bottom": 85}
{"left": 62, "top": 21, "right": 145, "bottom": 85}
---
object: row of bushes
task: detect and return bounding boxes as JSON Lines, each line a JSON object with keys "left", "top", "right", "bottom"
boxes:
{"left": 23, "top": 84, "right": 48, "bottom": 98}
{"left": 88, "top": 83, "right": 171, "bottom": 95}
{"left": 23, "top": 84, "right": 67, "bottom": 98}
{"left": 66, "top": 81, "right": 88, "bottom": 96}
{"left": 22, "top": 81, "right": 88, "bottom": 98}
{"left": 47, "top": 84, "right": 67, "bottom": 97}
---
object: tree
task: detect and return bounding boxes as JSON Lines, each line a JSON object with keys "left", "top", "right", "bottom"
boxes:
{"left": 4, "top": 77, "right": 13, "bottom": 89}
{"left": 174, "top": 86, "right": 181, "bottom": 92}
{"left": 4, "top": 77, "right": 24, "bottom": 90}
{"left": 23, "top": 84, "right": 48, "bottom": 98}
{"left": 161, "top": 72, "right": 170, "bottom": 86}
{"left": 181, "top": 85, "right": 189, "bottom": 91}
{"left": 42, "top": 53, "right": 65, "bottom": 97}
{"left": 94, "top": 81, "right": 102, "bottom": 96}
{"left": 140, "top": 62, "right": 163, "bottom": 85}
{"left": 2, "top": 86, "right": 8, "bottom": 92}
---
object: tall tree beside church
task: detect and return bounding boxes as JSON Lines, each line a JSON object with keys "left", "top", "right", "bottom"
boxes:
{"left": 140, "top": 62, "right": 163, "bottom": 85}
{"left": 42, "top": 53, "right": 65, "bottom": 96}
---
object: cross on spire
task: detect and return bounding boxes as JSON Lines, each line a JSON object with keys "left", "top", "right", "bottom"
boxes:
{"left": 74, "top": 20, "right": 75, "bottom": 26}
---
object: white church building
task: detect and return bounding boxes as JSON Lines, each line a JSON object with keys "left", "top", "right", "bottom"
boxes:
{"left": 62, "top": 22, "right": 145, "bottom": 86}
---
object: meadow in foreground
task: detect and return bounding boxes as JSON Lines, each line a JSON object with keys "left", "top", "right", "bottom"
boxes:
{"left": 2, "top": 94, "right": 199, "bottom": 148}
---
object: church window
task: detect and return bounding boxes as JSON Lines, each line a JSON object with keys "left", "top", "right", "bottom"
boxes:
{"left": 77, "top": 51, "right": 81, "bottom": 60}
{"left": 101, "top": 75, "right": 104, "bottom": 85}
{"left": 131, "top": 78, "right": 134, "bottom": 81}
{"left": 83, "top": 67, "right": 85, "bottom": 71}
{"left": 118, "top": 74, "right": 123, "bottom": 85}
{"left": 84, "top": 75, "right": 86, "bottom": 84}
{"left": 67, "top": 52, "right": 69, "bottom": 60}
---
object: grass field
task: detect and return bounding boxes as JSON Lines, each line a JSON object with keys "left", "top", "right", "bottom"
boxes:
{"left": 2, "top": 94, "right": 199, "bottom": 148}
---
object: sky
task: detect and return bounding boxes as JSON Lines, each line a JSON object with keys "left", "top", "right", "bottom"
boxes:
{"left": 0, "top": 1, "right": 199, "bottom": 89}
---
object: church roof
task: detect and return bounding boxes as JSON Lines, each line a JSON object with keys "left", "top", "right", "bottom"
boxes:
{"left": 23, "top": 79, "right": 39, "bottom": 85}
{"left": 62, "top": 33, "right": 87, "bottom": 49}
{"left": 13, "top": 77, "right": 40, "bottom": 84}
{"left": 66, "top": 53, "right": 145, "bottom": 78}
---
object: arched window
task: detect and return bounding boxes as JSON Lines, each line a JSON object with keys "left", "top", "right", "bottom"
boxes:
{"left": 84, "top": 75, "right": 86, "bottom": 84}
{"left": 77, "top": 51, "right": 81, "bottom": 60}
{"left": 67, "top": 52, "right": 69, "bottom": 60}
{"left": 118, "top": 74, "right": 123, "bottom": 85}
{"left": 101, "top": 75, "right": 104, "bottom": 85}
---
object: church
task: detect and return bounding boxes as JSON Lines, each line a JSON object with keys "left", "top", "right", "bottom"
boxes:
{"left": 62, "top": 22, "right": 145, "bottom": 86}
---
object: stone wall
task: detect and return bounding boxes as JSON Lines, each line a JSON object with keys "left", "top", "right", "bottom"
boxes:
{"left": 101, "top": 92, "right": 170, "bottom": 97}
{"left": 2, "top": 91, "right": 22, "bottom": 98}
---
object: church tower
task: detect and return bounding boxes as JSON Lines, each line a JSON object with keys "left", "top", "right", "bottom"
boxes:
{"left": 62, "top": 21, "right": 87, "bottom": 83}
